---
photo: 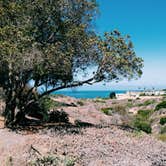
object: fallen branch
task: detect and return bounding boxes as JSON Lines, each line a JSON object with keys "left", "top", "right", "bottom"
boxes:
{"left": 30, "top": 145, "right": 42, "bottom": 156}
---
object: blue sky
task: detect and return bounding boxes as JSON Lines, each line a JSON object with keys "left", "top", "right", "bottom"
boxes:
{"left": 79, "top": 0, "right": 166, "bottom": 90}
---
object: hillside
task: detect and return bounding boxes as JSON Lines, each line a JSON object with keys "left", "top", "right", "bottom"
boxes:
{"left": 0, "top": 95, "right": 166, "bottom": 166}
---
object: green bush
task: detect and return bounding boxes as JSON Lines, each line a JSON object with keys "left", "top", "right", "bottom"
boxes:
{"left": 137, "top": 100, "right": 155, "bottom": 106}
{"left": 133, "top": 120, "right": 152, "bottom": 133}
{"left": 29, "top": 155, "right": 75, "bottom": 166}
{"left": 132, "top": 110, "right": 153, "bottom": 134}
{"left": 113, "top": 105, "right": 126, "bottom": 113}
{"left": 137, "top": 110, "right": 153, "bottom": 120}
{"left": 77, "top": 101, "right": 84, "bottom": 106}
{"left": 140, "top": 93, "right": 146, "bottom": 96}
{"left": 126, "top": 102, "right": 133, "bottom": 108}
{"left": 26, "top": 101, "right": 49, "bottom": 122}
{"left": 30, "top": 155, "right": 58, "bottom": 166}
{"left": 49, "top": 110, "right": 69, "bottom": 123}
{"left": 128, "top": 99, "right": 133, "bottom": 102}
{"left": 39, "top": 96, "right": 55, "bottom": 111}
{"left": 101, "top": 107, "right": 112, "bottom": 115}
{"left": 160, "top": 117, "right": 166, "bottom": 125}
{"left": 25, "top": 96, "right": 56, "bottom": 122}
{"left": 157, "top": 134, "right": 166, "bottom": 142}
{"left": 94, "top": 99, "right": 106, "bottom": 103}
{"left": 160, "top": 126, "right": 166, "bottom": 134}
{"left": 155, "top": 101, "right": 166, "bottom": 111}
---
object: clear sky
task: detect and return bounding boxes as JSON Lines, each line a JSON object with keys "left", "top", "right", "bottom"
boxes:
{"left": 78, "top": 0, "right": 166, "bottom": 91}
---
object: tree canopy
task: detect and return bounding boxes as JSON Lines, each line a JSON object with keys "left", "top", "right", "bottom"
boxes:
{"left": 0, "top": 0, "right": 143, "bottom": 127}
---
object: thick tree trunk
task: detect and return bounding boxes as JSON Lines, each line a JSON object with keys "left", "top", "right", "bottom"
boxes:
{"left": 4, "top": 87, "right": 41, "bottom": 127}
{"left": 4, "top": 98, "right": 29, "bottom": 127}
{"left": 4, "top": 100, "right": 16, "bottom": 127}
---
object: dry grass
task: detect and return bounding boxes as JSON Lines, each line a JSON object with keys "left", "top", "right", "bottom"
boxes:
{"left": 157, "top": 134, "right": 166, "bottom": 142}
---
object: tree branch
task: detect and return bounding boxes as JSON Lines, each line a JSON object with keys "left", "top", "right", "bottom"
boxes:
{"left": 39, "top": 77, "right": 95, "bottom": 98}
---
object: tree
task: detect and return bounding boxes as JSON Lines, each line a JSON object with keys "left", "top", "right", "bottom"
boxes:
{"left": 0, "top": 0, "right": 143, "bottom": 127}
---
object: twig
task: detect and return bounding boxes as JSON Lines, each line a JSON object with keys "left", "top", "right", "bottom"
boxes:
{"left": 30, "top": 145, "right": 42, "bottom": 156}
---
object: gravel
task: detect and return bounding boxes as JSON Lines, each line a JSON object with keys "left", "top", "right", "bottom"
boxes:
{"left": 0, "top": 126, "right": 165, "bottom": 166}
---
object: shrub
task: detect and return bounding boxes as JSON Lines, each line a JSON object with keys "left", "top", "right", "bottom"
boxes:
{"left": 160, "top": 126, "right": 166, "bottom": 134}
{"left": 140, "top": 93, "right": 146, "bottom": 96}
{"left": 39, "top": 96, "right": 55, "bottom": 111}
{"left": 77, "top": 101, "right": 84, "bottom": 106}
{"left": 157, "top": 134, "right": 166, "bottom": 142}
{"left": 131, "top": 110, "right": 153, "bottom": 134}
{"left": 126, "top": 102, "right": 133, "bottom": 108}
{"left": 29, "top": 155, "right": 75, "bottom": 166}
{"left": 133, "top": 120, "right": 152, "bottom": 133}
{"left": 30, "top": 155, "right": 59, "bottom": 166}
{"left": 49, "top": 110, "right": 69, "bottom": 123}
{"left": 137, "top": 110, "right": 153, "bottom": 120}
{"left": 101, "top": 107, "right": 112, "bottom": 115}
{"left": 94, "top": 99, "right": 106, "bottom": 103}
{"left": 128, "top": 99, "right": 133, "bottom": 102}
{"left": 143, "top": 100, "right": 155, "bottom": 106}
{"left": 137, "top": 100, "right": 155, "bottom": 107}
{"left": 155, "top": 101, "right": 166, "bottom": 111}
{"left": 25, "top": 96, "right": 59, "bottom": 122}
{"left": 26, "top": 100, "right": 49, "bottom": 122}
{"left": 64, "top": 158, "right": 75, "bottom": 166}
{"left": 109, "top": 92, "right": 116, "bottom": 99}
{"left": 160, "top": 117, "right": 166, "bottom": 125}
{"left": 113, "top": 105, "right": 126, "bottom": 112}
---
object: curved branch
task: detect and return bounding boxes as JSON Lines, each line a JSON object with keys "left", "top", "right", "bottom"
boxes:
{"left": 39, "top": 77, "right": 95, "bottom": 98}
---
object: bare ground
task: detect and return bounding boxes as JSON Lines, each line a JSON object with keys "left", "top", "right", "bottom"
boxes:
{"left": 0, "top": 96, "right": 166, "bottom": 166}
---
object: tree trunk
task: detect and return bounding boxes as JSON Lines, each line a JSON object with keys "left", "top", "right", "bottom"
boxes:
{"left": 4, "top": 100, "right": 16, "bottom": 127}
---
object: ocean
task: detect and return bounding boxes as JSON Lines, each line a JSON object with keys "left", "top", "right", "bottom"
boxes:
{"left": 53, "top": 90, "right": 127, "bottom": 99}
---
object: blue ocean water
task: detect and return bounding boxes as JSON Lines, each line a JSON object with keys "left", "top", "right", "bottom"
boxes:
{"left": 53, "top": 90, "right": 127, "bottom": 99}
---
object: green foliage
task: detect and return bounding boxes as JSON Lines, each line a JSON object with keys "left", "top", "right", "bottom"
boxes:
{"left": 160, "top": 117, "right": 166, "bottom": 125}
{"left": 160, "top": 126, "right": 166, "bottom": 134}
{"left": 64, "top": 158, "right": 75, "bottom": 166}
{"left": 126, "top": 102, "right": 133, "bottom": 108}
{"left": 113, "top": 105, "right": 126, "bottom": 115}
{"left": 29, "top": 155, "right": 75, "bottom": 166}
{"left": 128, "top": 99, "right": 133, "bottom": 102}
{"left": 133, "top": 120, "right": 152, "bottom": 134}
{"left": 157, "top": 134, "right": 166, "bottom": 142}
{"left": 49, "top": 110, "right": 69, "bottom": 123}
{"left": 39, "top": 96, "right": 55, "bottom": 112}
{"left": 26, "top": 100, "right": 49, "bottom": 122}
{"left": 0, "top": 0, "right": 143, "bottom": 127}
{"left": 94, "top": 99, "right": 106, "bottom": 103}
{"left": 109, "top": 92, "right": 116, "bottom": 99}
{"left": 155, "top": 101, "right": 166, "bottom": 111}
{"left": 136, "top": 110, "right": 153, "bottom": 120}
{"left": 132, "top": 110, "right": 153, "bottom": 134}
{"left": 77, "top": 101, "right": 84, "bottom": 106}
{"left": 137, "top": 100, "right": 155, "bottom": 106}
{"left": 140, "top": 93, "right": 146, "bottom": 96}
{"left": 29, "top": 155, "right": 59, "bottom": 166}
{"left": 143, "top": 100, "right": 155, "bottom": 106}
{"left": 101, "top": 105, "right": 126, "bottom": 116}
{"left": 101, "top": 107, "right": 112, "bottom": 115}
